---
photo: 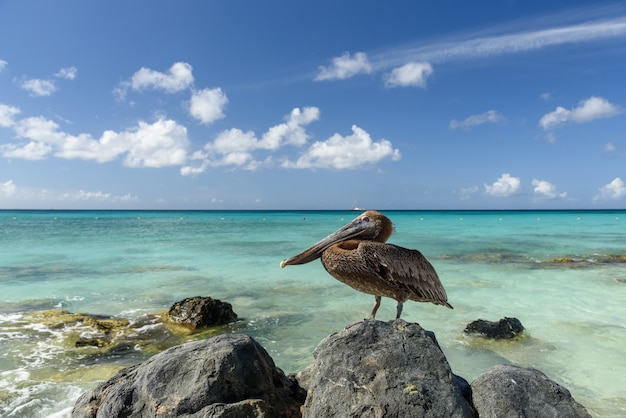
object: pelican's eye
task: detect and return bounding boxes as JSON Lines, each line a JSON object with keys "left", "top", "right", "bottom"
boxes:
{"left": 361, "top": 215, "right": 370, "bottom": 222}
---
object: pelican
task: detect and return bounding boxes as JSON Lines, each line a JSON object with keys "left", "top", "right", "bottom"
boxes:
{"left": 280, "top": 210, "right": 452, "bottom": 319}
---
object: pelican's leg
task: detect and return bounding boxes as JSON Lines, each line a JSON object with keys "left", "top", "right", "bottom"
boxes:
{"left": 395, "top": 301, "right": 404, "bottom": 319}
{"left": 368, "top": 296, "right": 382, "bottom": 320}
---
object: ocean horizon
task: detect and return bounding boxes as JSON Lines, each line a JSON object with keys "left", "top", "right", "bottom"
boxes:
{"left": 1, "top": 209, "right": 625, "bottom": 417}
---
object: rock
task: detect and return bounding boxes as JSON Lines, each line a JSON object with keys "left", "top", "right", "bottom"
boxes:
{"left": 72, "top": 333, "right": 305, "bottom": 418}
{"left": 464, "top": 317, "right": 524, "bottom": 339}
{"left": 165, "top": 296, "right": 238, "bottom": 329}
{"left": 471, "top": 364, "right": 591, "bottom": 417}
{"left": 297, "top": 319, "right": 474, "bottom": 417}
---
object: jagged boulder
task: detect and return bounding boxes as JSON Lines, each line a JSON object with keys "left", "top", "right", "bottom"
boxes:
{"left": 471, "top": 364, "right": 591, "bottom": 417}
{"left": 165, "top": 296, "right": 238, "bottom": 329}
{"left": 72, "top": 334, "right": 305, "bottom": 418}
{"left": 297, "top": 319, "right": 475, "bottom": 417}
{"left": 464, "top": 317, "right": 524, "bottom": 339}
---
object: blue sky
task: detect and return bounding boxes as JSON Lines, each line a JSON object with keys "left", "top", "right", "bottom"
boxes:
{"left": 1, "top": 1, "right": 625, "bottom": 209}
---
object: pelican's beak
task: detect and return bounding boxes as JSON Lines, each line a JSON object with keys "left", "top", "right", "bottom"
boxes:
{"left": 280, "top": 215, "right": 375, "bottom": 267}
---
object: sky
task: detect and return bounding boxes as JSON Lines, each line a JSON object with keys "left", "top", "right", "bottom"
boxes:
{"left": 1, "top": 1, "right": 626, "bottom": 210}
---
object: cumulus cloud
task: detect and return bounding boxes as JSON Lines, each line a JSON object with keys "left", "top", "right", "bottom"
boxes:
{"left": 539, "top": 96, "right": 622, "bottom": 130}
{"left": 20, "top": 78, "right": 57, "bottom": 97}
{"left": 593, "top": 177, "right": 626, "bottom": 203}
{"left": 484, "top": 173, "right": 521, "bottom": 197}
{"left": 189, "top": 88, "right": 228, "bottom": 124}
{"left": 281, "top": 125, "right": 401, "bottom": 170}
{"left": 456, "top": 185, "right": 479, "bottom": 201}
{"left": 0, "top": 103, "right": 20, "bottom": 127}
{"left": 182, "top": 107, "right": 321, "bottom": 174}
{"left": 315, "top": 52, "right": 372, "bottom": 81}
{"left": 1, "top": 114, "right": 190, "bottom": 167}
{"left": 131, "top": 62, "right": 194, "bottom": 93}
{"left": 55, "top": 66, "right": 77, "bottom": 80}
{"left": 182, "top": 107, "right": 399, "bottom": 175}
{"left": 450, "top": 110, "right": 504, "bottom": 130}
{"left": 115, "top": 62, "right": 195, "bottom": 101}
{"left": 18, "top": 66, "right": 78, "bottom": 97}
{"left": 0, "top": 180, "right": 17, "bottom": 197}
{"left": 384, "top": 62, "right": 433, "bottom": 88}
{"left": 532, "top": 179, "right": 567, "bottom": 199}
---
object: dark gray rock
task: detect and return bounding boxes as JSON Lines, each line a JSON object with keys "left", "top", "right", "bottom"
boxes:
{"left": 471, "top": 364, "right": 591, "bottom": 418}
{"left": 166, "top": 296, "right": 238, "bottom": 329}
{"left": 297, "top": 319, "right": 475, "bottom": 418}
{"left": 72, "top": 334, "right": 305, "bottom": 418}
{"left": 464, "top": 317, "right": 524, "bottom": 339}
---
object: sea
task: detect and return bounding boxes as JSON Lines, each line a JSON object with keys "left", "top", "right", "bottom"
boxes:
{"left": 0, "top": 209, "right": 624, "bottom": 417}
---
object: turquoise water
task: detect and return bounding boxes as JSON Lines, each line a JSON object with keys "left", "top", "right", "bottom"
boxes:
{"left": 1, "top": 210, "right": 625, "bottom": 417}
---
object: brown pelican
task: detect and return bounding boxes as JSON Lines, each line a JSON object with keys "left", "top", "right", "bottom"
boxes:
{"left": 280, "top": 210, "right": 452, "bottom": 319}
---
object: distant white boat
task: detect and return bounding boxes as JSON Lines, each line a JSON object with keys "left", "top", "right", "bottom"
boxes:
{"left": 351, "top": 199, "right": 361, "bottom": 211}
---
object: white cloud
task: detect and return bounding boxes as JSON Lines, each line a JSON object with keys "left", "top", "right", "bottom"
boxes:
{"left": 20, "top": 78, "right": 57, "bottom": 97}
{"left": 131, "top": 62, "right": 194, "bottom": 93}
{"left": 18, "top": 66, "right": 78, "bottom": 97}
{"left": 373, "top": 14, "right": 626, "bottom": 69}
{"left": 603, "top": 142, "right": 615, "bottom": 152}
{"left": 61, "top": 190, "right": 138, "bottom": 202}
{"left": 0, "top": 103, "right": 20, "bottom": 127}
{"left": 1, "top": 141, "right": 52, "bottom": 160}
{"left": 532, "top": 179, "right": 567, "bottom": 199}
{"left": 456, "top": 185, "right": 479, "bottom": 201}
{"left": 384, "top": 62, "right": 433, "bottom": 88}
{"left": 55, "top": 66, "right": 77, "bottom": 80}
{"left": 183, "top": 107, "right": 320, "bottom": 174}
{"left": 189, "top": 88, "right": 228, "bottom": 124}
{"left": 450, "top": 110, "right": 504, "bottom": 130}
{"left": 0, "top": 179, "right": 138, "bottom": 206}
{"left": 1, "top": 114, "right": 190, "bottom": 168}
{"left": 540, "top": 92, "right": 554, "bottom": 101}
{"left": 282, "top": 125, "right": 401, "bottom": 170}
{"left": 484, "top": 173, "right": 521, "bottom": 197}
{"left": 315, "top": 52, "right": 372, "bottom": 81}
{"left": 539, "top": 96, "right": 622, "bottom": 130}
{"left": 593, "top": 177, "right": 626, "bottom": 203}
{"left": 0, "top": 180, "right": 17, "bottom": 197}
{"left": 0, "top": 60, "right": 7, "bottom": 72}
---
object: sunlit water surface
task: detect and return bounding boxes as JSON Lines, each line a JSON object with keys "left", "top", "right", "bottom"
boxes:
{"left": 0, "top": 210, "right": 624, "bottom": 417}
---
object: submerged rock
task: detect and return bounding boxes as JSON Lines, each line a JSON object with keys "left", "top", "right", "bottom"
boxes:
{"left": 165, "top": 296, "right": 238, "bottom": 329}
{"left": 72, "top": 334, "right": 305, "bottom": 418}
{"left": 297, "top": 319, "right": 474, "bottom": 417}
{"left": 464, "top": 317, "right": 524, "bottom": 339}
{"left": 471, "top": 364, "right": 591, "bottom": 417}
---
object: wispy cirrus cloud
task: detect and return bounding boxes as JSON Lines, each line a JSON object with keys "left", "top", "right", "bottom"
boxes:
{"left": 316, "top": 11, "right": 626, "bottom": 85}
{"left": 450, "top": 110, "right": 504, "bottom": 130}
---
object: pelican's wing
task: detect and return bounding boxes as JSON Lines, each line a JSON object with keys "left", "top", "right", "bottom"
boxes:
{"left": 363, "top": 242, "right": 451, "bottom": 307}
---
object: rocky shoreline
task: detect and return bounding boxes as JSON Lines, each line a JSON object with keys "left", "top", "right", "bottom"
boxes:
{"left": 71, "top": 314, "right": 591, "bottom": 417}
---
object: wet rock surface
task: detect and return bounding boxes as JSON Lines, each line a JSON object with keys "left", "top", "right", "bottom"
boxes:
{"left": 72, "top": 334, "right": 305, "bottom": 418}
{"left": 471, "top": 364, "right": 591, "bottom": 418}
{"left": 165, "top": 296, "right": 238, "bottom": 329}
{"left": 464, "top": 317, "right": 524, "bottom": 339}
{"left": 297, "top": 319, "right": 475, "bottom": 417}
{"left": 66, "top": 305, "right": 590, "bottom": 418}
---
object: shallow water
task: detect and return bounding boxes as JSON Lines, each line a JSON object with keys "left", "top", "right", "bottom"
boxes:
{"left": 1, "top": 210, "right": 625, "bottom": 417}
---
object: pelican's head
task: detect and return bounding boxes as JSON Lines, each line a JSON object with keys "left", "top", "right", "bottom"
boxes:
{"left": 280, "top": 210, "right": 393, "bottom": 267}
